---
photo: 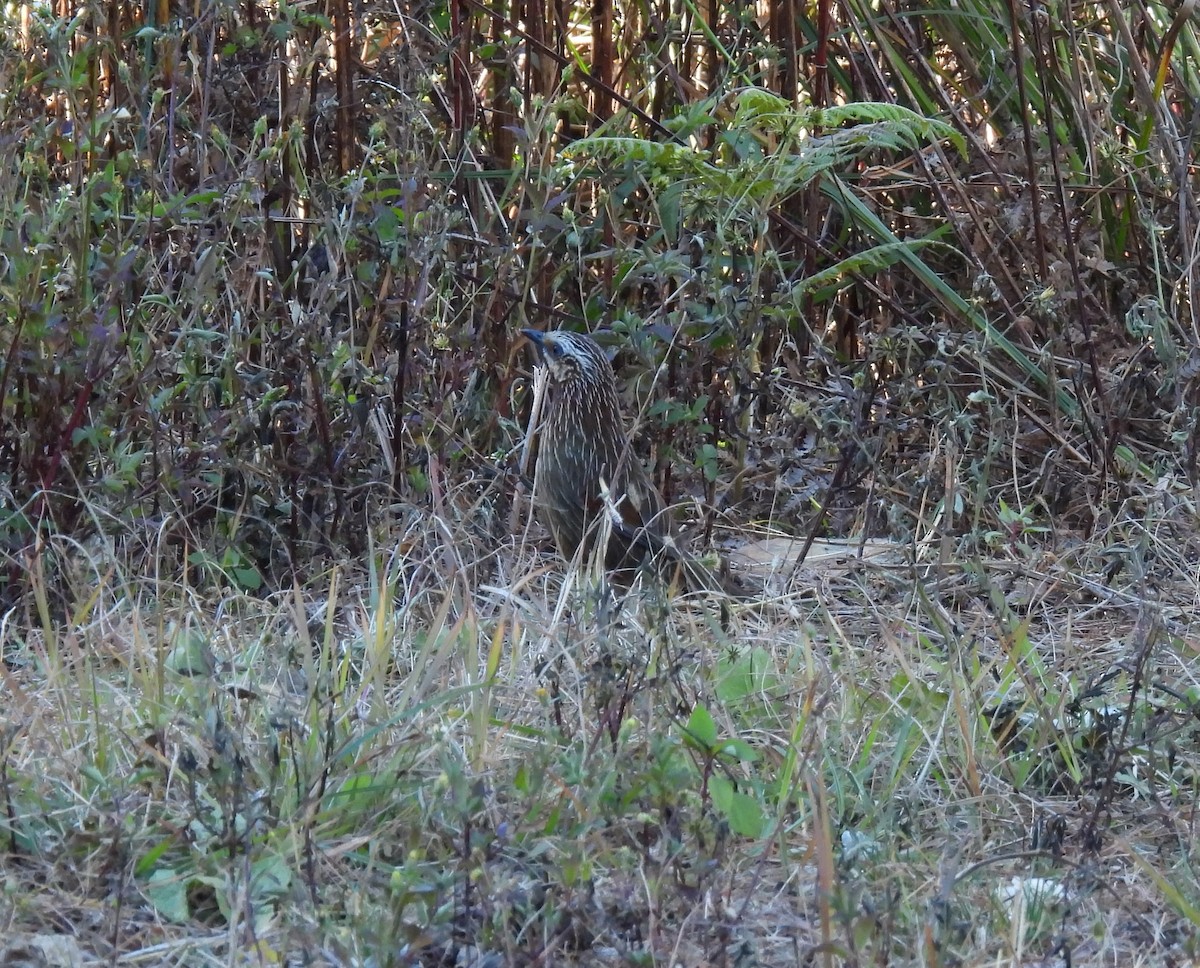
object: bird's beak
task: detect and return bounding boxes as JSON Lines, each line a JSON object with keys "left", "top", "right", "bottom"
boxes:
{"left": 522, "top": 328, "right": 548, "bottom": 357}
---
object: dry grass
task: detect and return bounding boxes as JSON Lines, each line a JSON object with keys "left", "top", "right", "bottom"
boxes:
{"left": 2, "top": 0, "right": 1200, "bottom": 961}
{"left": 1, "top": 486, "right": 1198, "bottom": 967}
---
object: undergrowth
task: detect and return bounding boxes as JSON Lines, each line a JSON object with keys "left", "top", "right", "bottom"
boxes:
{"left": 2, "top": 496, "right": 1199, "bottom": 963}
{"left": 3, "top": 0, "right": 1200, "bottom": 963}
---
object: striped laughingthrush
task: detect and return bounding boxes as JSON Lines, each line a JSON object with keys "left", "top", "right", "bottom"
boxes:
{"left": 522, "top": 328, "right": 720, "bottom": 593}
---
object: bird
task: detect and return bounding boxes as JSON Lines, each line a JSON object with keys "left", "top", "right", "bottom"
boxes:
{"left": 521, "top": 327, "right": 721, "bottom": 595}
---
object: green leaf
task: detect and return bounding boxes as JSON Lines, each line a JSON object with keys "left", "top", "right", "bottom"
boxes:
{"left": 145, "top": 869, "right": 189, "bottom": 923}
{"left": 233, "top": 566, "right": 263, "bottom": 591}
{"left": 685, "top": 705, "right": 718, "bottom": 750}
{"left": 710, "top": 775, "right": 765, "bottom": 838}
{"left": 251, "top": 853, "right": 291, "bottom": 901}
{"left": 165, "top": 630, "right": 214, "bottom": 677}
{"left": 133, "top": 836, "right": 173, "bottom": 878}
{"left": 332, "top": 771, "right": 377, "bottom": 805}
{"left": 374, "top": 205, "right": 400, "bottom": 244}
{"left": 716, "top": 647, "right": 779, "bottom": 703}
{"left": 716, "top": 738, "right": 759, "bottom": 763}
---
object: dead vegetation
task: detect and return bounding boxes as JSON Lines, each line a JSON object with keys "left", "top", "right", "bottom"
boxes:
{"left": 2, "top": 0, "right": 1200, "bottom": 963}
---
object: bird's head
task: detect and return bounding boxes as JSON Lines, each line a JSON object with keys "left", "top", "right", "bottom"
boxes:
{"left": 522, "top": 329, "right": 612, "bottom": 387}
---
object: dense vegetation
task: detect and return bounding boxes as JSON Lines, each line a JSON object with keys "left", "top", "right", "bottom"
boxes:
{"left": 1, "top": 0, "right": 1198, "bottom": 962}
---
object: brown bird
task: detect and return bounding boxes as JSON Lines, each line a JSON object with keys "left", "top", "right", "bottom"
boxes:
{"left": 522, "top": 328, "right": 720, "bottom": 594}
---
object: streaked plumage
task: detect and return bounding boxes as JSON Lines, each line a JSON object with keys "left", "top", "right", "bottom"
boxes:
{"left": 522, "top": 328, "right": 718, "bottom": 593}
